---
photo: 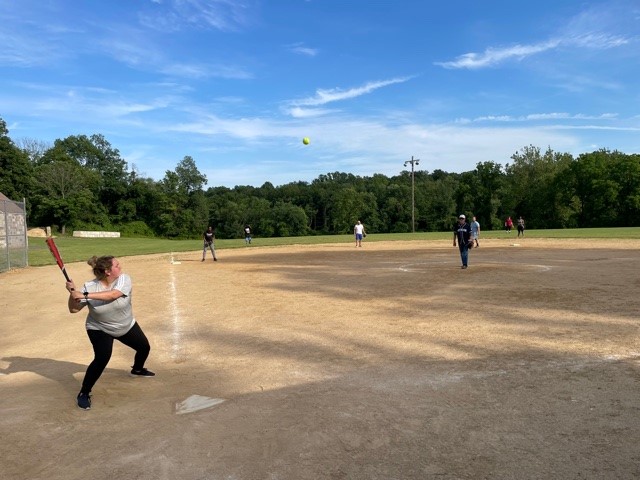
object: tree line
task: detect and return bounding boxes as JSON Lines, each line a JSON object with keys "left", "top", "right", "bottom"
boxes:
{"left": 2, "top": 116, "right": 640, "bottom": 239}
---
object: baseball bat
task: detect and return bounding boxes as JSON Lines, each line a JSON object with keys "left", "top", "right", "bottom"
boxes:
{"left": 45, "top": 237, "right": 72, "bottom": 284}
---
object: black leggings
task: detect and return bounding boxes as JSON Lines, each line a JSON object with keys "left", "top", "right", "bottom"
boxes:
{"left": 81, "top": 322, "right": 150, "bottom": 394}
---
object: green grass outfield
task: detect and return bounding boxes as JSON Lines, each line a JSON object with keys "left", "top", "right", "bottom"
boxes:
{"left": 27, "top": 227, "right": 640, "bottom": 267}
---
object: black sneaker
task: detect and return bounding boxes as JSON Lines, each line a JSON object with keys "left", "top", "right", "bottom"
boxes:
{"left": 201, "top": 258, "right": 205, "bottom": 262}
{"left": 77, "top": 392, "right": 91, "bottom": 410}
{"left": 130, "top": 367, "right": 155, "bottom": 377}
{"left": 213, "top": 257, "right": 218, "bottom": 261}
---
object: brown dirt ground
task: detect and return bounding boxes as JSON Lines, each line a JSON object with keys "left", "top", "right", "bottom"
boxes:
{"left": 1, "top": 237, "right": 639, "bottom": 480}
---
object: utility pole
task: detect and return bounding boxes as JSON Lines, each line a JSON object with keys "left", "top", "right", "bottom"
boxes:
{"left": 403, "top": 156, "right": 420, "bottom": 233}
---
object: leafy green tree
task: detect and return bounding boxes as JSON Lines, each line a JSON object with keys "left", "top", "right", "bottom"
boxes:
{"left": 505, "top": 146, "right": 574, "bottom": 229}
{"left": 330, "top": 186, "right": 377, "bottom": 234}
{"left": 473, "top": 161, "right": 504, "bottom": 230}
{"left": 32, "top": 160, "right": 103, "bottom": 233}
{"left": 454, "top": 171, "right": 476, "bottom": 222}
{"left": 154, "top": 156, "right": 209, "bottom": 237}
{"left": 41, "top": 135, "right": 128, "bottom": 206}
{"left": 0, "top": 118, "right": 35, "bottom": 204}
{"left": 123, "top": 174, "right": 165, "bottom": 234}
{"left": 175, "top": 156, "right": 207, "bottom": 194}
{"left": 180, "top": 190, "right": 209, "bottom": 237}
{"left": 85, "top": 134, "right": 129, "bottom": 217}
{"left": 608, "top": 152, "right": 640, "bottom": 226}
{"left": 246, "top": 197, "right": 275, "bottom": 238}
{"left": 309, "top": 177, "right": 334, "bottom": 233}
{"left": 568, "top": 150, "right": 620, "bottom": 227}
{"left": 271, "top": 201, "right": 308, "bottom": 237}
{"left": 423, "top": 175, "right": 458, "bottom": 231}
{"left": 378, "top": 183, "right": 410, "bottom": 233}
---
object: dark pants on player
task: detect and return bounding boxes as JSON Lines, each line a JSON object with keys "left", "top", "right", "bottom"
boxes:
{"left": 80, "top": 322, "right": 150, "bottom": 394}
{"left": 458, "top": 243, "right": 469, "bottom": 267}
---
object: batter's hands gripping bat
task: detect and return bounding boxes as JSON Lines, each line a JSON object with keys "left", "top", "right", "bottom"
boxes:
{"left": 45, "top": 237, "right": 72, "bottom": 285}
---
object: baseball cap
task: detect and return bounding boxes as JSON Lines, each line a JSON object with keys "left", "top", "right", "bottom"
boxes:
{"left": 458, "top": 214, "right": 466, "bottom": 219}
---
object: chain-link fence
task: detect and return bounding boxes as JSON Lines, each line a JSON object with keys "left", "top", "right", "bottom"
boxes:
{"left": 0, "top": 198, "right": 28, "bottom": 272}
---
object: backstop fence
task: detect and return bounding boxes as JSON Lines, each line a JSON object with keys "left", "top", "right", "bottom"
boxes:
{"left": 0, "top": 198, "right": 28, "bottom": 273}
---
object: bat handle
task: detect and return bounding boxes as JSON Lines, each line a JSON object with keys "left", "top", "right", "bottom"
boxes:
{"left": 62, "top": 268, "right": 71, "bottom": 283}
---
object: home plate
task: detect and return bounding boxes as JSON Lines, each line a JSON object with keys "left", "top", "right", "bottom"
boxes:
{"left": 175, "top": 395, "right": 225, "bottom": 414}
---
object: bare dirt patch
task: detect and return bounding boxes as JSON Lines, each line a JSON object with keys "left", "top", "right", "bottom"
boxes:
{"left": 1, "top": 238, "right": 639, "bottom": 479}
{"left": 26, "top": 227, "right": 47, "bottom": 237}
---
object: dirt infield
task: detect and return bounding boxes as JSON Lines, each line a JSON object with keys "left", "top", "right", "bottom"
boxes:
{"left": 1, "top": 238, "right": 639, "bottom": 479}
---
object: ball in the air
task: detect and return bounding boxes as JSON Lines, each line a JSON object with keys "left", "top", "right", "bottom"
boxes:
{"left": 302, "top": 137, "right": 310, "bottom": 145}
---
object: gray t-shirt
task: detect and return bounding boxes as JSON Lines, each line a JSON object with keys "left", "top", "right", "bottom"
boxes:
{"left": 83, "top": 273, "right": 135, "bottom": 337}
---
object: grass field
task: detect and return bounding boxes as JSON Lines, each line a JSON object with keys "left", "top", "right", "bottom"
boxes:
{"left": 26, "top": 227, "right": 640, "bottom": 266}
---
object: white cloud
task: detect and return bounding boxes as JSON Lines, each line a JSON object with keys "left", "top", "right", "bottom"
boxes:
{"left": 286, "top": 107, "right": 337, "bottom": 118}
{"left": 287, "top": 43, "right": 319, "bottom": 56}
{"left": 564, "top": 33, "right": 630, "bottom": 49}
{"left": 457, "top": 112, "right": 620, "bottom": 123}
{"left": 99, "top": 29, "right": 253, "bottom": 79}
{"left": 436, "top": 40, "right": 560, "bottom": 69}
{"left": 436, "top": 4, "right": 634, "bottom": 70}
{"left": 160, "top": 62, "right": 253, "bottom": 79}
{"left": 290, "top": 77, "right": 413, "bottom": 107}
{"left": 0, "top": 30, "right": 66, "bottom": 67}
{"left": 139, "top": 0, "right": 255, "bottom": 32}
{"left": 169, "top": 115, "right": 288, "bottom": 140}
{"left": 101, "top": 37, "right": 164, "bottom": 68}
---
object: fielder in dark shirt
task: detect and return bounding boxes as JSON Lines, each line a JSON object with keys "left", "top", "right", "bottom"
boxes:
{"left": 202, "top": 226, "right": 217, "bottom": 261}
{"left": 453, "top": 214, "right": 472, "bottom": 269}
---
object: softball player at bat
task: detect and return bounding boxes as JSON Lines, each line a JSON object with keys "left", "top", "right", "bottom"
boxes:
{"left": 66, "top": 255, "right": 154, "bottom": 410}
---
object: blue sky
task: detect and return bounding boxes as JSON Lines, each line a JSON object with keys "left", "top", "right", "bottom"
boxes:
{"left": 1, "top": 0, "right": 639, "bottom": 187}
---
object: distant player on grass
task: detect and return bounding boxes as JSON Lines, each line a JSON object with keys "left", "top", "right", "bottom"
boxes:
{"left": 354, "top": 220, "right": 366, "bottom": 247}
{"left": 505, "top": 216, "right": 513, "bottom": 233}
{"left": 453, "top": 214, "right": 472, "bottom": 269}
{"left": 202, "top": 226, "right": 217, "bottom": 262}
{"left": 244, "top": 224, "right": 252, "bottom": 245}
{"left": 517, "top": 216, "right": 525, "bottom": 237}
{"left": 471, "top": 216, "right": 481, "bottom": 247}
{"left": 66, "top": 256, "right": 154, "bottom": 410}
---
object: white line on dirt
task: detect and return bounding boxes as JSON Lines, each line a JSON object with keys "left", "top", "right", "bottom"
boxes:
{"left": 169, "top": 265, "right": 183, "bottom": 361}
{"left": 397, "top": 261, "right": 552, "bottom": 272}
{"left": 398, "top": 262, "right": 450, "bottom": 271}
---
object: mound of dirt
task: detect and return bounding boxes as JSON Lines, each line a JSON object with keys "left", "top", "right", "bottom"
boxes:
{"left": 27, "top": 228, "right": 47, "bottom": 237}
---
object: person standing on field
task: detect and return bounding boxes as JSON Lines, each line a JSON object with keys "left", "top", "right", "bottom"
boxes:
{"left": 517, "top": 216, "right": 525, "bottom": 237}
{"left": 202, "top": 226, "right": 217, "bottom": 261}
{"left": 471, "top": 216, "right": 481, "bottom": 247}
{"left": 354, "top": 220, "right": 366, "bottom": 247}
{"left": 505, "top": 216, "right": 513, "bottom": 233}
{"left": 244, "top": 225, "right": 252, "bottom": 245}
{"left": 66, "top": 256, "right": 154, "bottom": 410}
{"left": 453, "top": 214, "right": 472, "bottom": 269}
